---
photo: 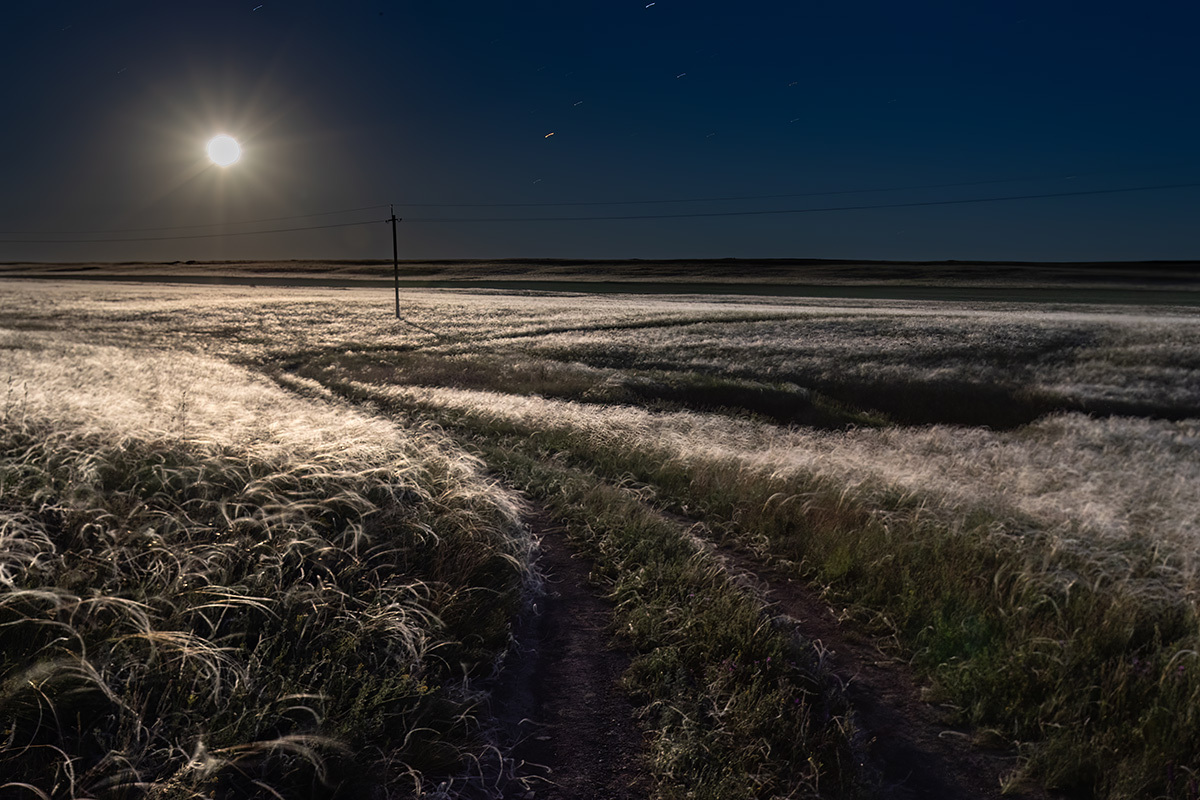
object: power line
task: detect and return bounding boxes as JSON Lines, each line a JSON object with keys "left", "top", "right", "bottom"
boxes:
{"left": 403, "top": 181, "right": 1200, "bottom": 222}
{"left": 0, "top": 170, "right": 1149, "bottom": 238}
{"left": 0, "top": 219, "right": 384, "bottom": 244}
{"left": 2, "top": 180, "right": 1196, "bottom": 243}
{"left": 3, "top": 169, "right": 1188, "bottom": 239}
{"left": 390, "top": 174, "right": 1085, "bottom": 208}
{"left": 0, "top": 205, "right": 391, "bottom": 236}
{"left": 385, "top": 165, "right": 1187, "bottom": 208}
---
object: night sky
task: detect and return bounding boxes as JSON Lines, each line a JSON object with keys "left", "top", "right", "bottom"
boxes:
{"left": 3, "top": 1, "right": 1198, "bottom": 263}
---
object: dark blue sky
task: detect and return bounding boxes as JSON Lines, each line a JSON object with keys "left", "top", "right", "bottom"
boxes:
{"left": 2, "top": 1, "right": 1197, "bottom": 262}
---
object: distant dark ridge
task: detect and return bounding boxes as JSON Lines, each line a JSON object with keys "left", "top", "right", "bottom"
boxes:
{"left": 4, "top": 259, "right": 1200, "bottom": 302}
{"left": 395, "top": 257, "right": 1200, "bottom": 272}
{"left": 2, "top": 273, "right": 1199, "bottom": 305}
{"left": 3, "top": 257, "right": 1200, "bottom": 271}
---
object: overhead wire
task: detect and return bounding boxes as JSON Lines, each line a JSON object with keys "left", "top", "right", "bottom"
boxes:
{"left": 0, "top": 205, "right": 391, "bottom": 236}
{"left": 0, "top": 169, "right": 1170, "bottom": 236}
{"left": 389, "top": 174, "right": 1093, "bottom": 208}
{"left": 403, "top": 181, "right": 1200, "bottom": 222}
{"left": 1, "top": 180, "right": 1197, "bottom": 242}
{"left": 0, "top": 219, "right": 385, "bottom": 244}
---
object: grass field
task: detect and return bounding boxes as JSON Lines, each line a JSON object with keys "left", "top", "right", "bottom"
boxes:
{"left": 2, "top": 276, "right": 1198, "bottom": 798}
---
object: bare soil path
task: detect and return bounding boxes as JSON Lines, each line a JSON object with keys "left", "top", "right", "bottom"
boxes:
{"left": 488, "top": 512, "right": 648, "bottom": 800}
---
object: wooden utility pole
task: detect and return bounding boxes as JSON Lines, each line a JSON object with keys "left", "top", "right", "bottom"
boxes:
{"left": 390, "top": 205, "right": 401, "bottom": 319}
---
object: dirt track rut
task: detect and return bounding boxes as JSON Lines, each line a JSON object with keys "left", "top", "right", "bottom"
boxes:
{"left": 488, "top": 513, "right": 647, "bottom": 800}
{"left": 708, "top": 540, "right": 1051, "bottom": 800}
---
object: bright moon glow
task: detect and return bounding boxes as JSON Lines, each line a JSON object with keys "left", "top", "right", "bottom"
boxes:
{"left": 206, "top": 134, "right": 242, "bottom": 167}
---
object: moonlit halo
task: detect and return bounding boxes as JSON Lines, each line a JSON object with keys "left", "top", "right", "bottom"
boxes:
{"left": 206, "top": 134, "right": 242, "bottom": 167}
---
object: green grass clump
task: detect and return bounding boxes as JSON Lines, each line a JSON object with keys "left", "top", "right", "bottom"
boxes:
{"left": 0, "top": 414, "right": 529, "bottom": 798}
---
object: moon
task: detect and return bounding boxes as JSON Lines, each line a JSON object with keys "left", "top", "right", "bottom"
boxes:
{"left": 206, "top": 134, "right": 242, "bottom": 167}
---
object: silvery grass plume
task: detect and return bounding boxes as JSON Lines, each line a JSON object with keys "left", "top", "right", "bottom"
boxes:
{"left": 362, "top": 383, "right": 1200, "bottom": 592}
{"left": 0, "top": 340, "right": 531, "bottom": 797}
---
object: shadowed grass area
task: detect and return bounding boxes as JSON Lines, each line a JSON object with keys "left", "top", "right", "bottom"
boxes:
{"left": 806, "top": 376, "right": 1200, "bottom": 428}
{"left": 292, "top": 330, "right": 1199, "bottom": 433}
{"left": 294, "top": 349, "right": 883, "bottom": 429}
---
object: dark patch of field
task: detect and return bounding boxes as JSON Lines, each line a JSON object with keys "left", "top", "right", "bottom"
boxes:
{"left": 293, "top": 344, "right": 1197, "bottom": 432}
{"left": 293, "top": 349, "right": 881, "bottom": 429}
{"left": 809, "top": 377, "right": 1200, "bottom": 428}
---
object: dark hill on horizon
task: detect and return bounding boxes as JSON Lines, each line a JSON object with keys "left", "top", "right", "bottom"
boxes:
{"left": 3, "top": 258, "right": 1199, "bottom": 304}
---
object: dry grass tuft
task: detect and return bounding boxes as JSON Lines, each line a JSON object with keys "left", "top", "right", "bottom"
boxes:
{"left": 0, "top": 339, "right": 531, "bottom": 797}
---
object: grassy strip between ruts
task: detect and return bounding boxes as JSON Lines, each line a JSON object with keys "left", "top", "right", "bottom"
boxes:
{"left": 0, "top": 413, "right": 530, "bottom": 798}
{"left": 324, "top": 377, "right": 1200, "bottom": 800}
{"left": 459, "top": 442, "right": 871, "bottom": 799}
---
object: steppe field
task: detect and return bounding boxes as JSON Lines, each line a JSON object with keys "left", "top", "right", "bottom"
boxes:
{"left": 2, "top": 267, "right": 1199, "bottom": 799}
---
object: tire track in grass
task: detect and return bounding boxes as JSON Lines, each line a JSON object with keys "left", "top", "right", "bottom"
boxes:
{"left": 488, "top": 510, "right": 648, "bottom": 800}
{"left": 687, "top": 528, "right": 1053, "bottom": 800}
